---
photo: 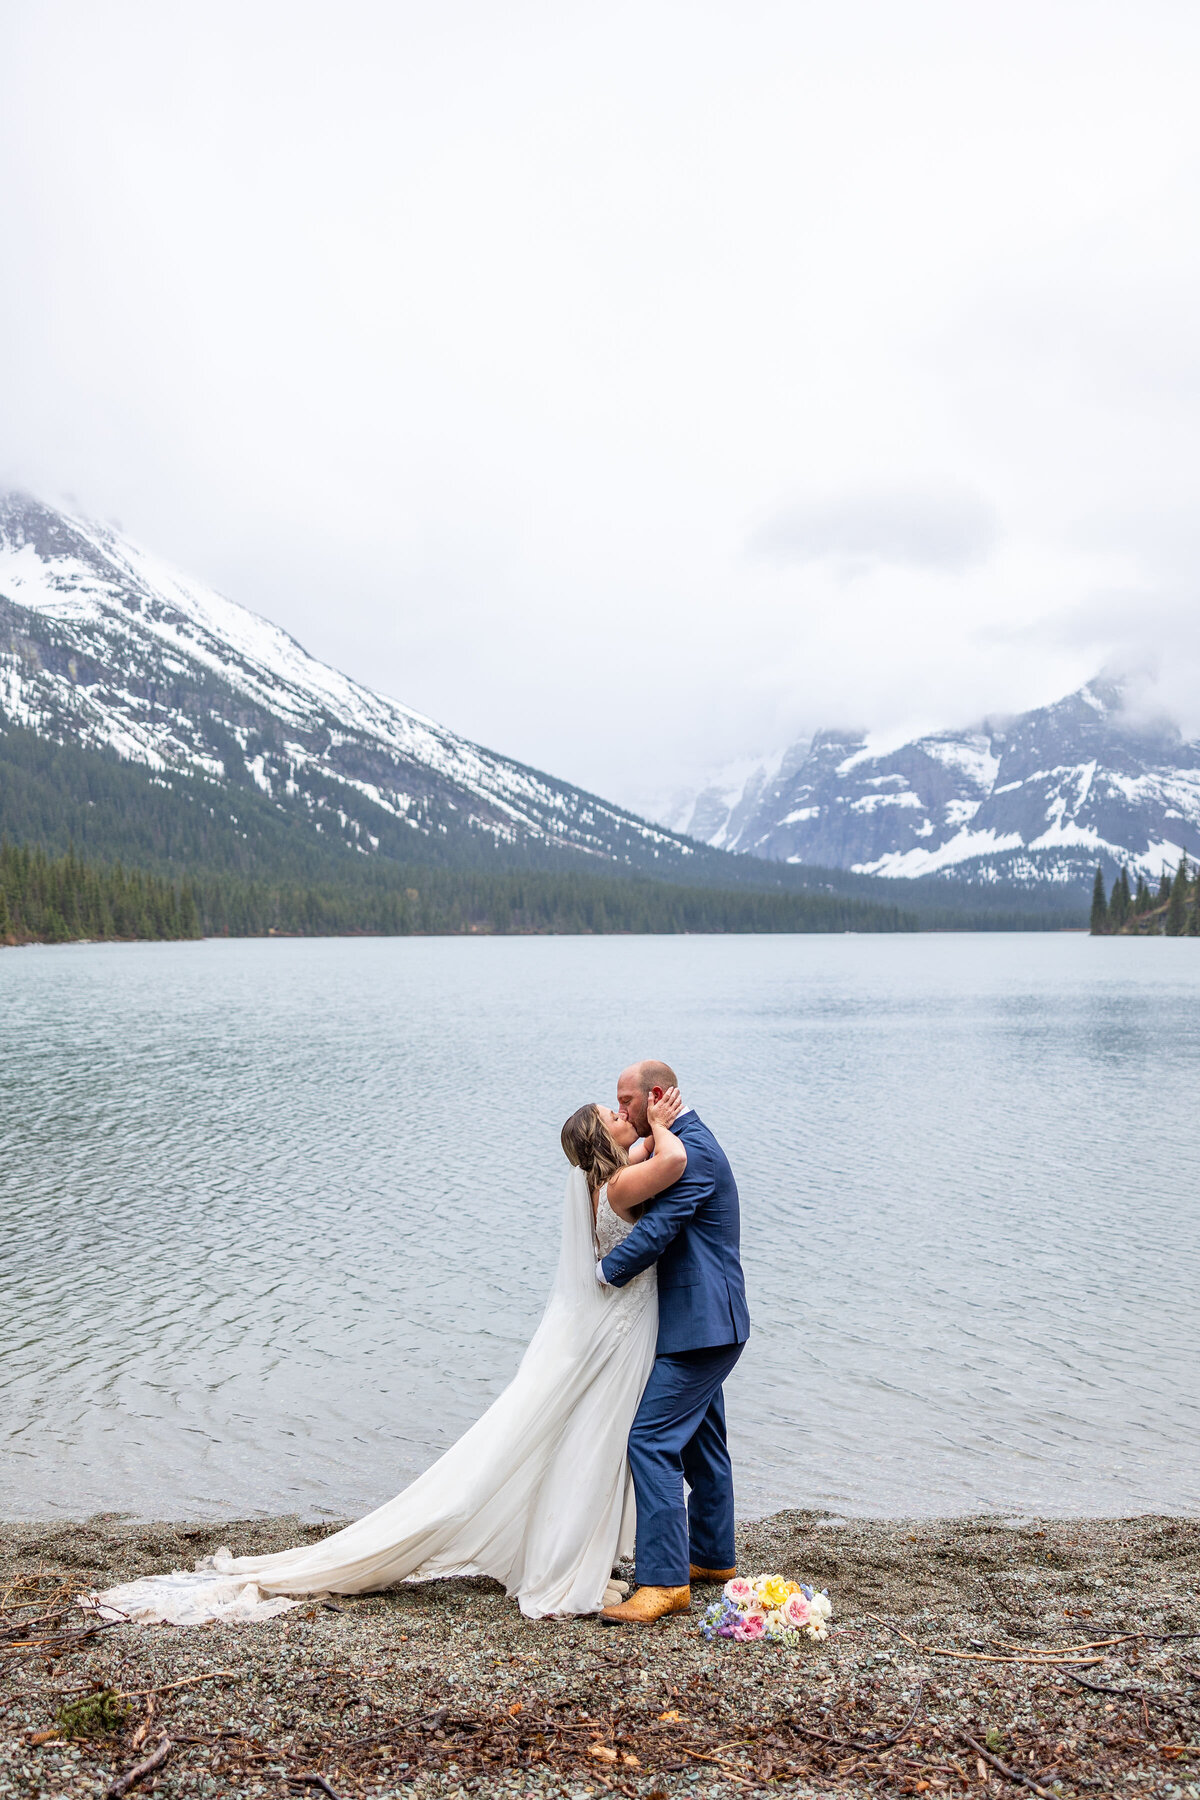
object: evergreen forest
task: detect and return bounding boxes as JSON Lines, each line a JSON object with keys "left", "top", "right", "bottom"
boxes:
{"left": 1090, "top": 858, "right": 1200, "bottom": 935}
{"left": 0, "top": 843, "right": 199, "bottom": 944}
{"left": 0, "top": 840, "right": 921, "bottom": 945}
{"left": 1, "top": 719, "right": 1089, "bottom": 946}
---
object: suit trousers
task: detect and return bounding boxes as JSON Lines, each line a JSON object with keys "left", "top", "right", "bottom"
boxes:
{"left": 626, "top": 1341, "right": 744, "bottom": 1587}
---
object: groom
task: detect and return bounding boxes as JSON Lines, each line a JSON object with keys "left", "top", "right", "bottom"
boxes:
{"left": 596, "top": 1060, "right": 750, "bottom": 1625}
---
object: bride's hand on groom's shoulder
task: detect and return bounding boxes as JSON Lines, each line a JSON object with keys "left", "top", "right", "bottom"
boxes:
{"left": 647, "top": 1085, "right": 683, "bottom": 1129}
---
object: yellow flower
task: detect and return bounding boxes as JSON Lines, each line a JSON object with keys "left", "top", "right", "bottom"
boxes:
{"left": 755, "top": 1575, "right": 794, "bottom": 1610}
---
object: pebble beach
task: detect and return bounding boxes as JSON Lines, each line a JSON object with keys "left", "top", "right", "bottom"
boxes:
{"left": 2, "top": 1512, "right": 1197, "bottom": 1799}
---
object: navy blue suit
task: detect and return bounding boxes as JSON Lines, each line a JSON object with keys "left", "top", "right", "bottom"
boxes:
{"left": 600, "top": 1112, "right": 750, "bottom": 1585}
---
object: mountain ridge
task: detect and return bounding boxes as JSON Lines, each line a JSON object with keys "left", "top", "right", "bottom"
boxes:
{"left": 671, "top": 681, "right": 1200, "bottom": 886}
{"left": 0, "top": 491, "right": 716, "bottom": 880}
{"left": 0, "top": 491, "right": 1096, "bottom": 921}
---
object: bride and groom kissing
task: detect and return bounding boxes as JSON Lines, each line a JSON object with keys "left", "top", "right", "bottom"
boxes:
{"left": 92, "top": 1059, "right": 750, "bottom": 1629}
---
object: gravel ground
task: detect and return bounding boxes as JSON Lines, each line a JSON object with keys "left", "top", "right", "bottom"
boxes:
{"left": 2, "top": 1512, "right": 1198, "bottom": 1799}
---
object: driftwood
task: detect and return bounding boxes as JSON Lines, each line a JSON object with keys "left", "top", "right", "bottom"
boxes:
{"left": 0, "top": 1620, "right": 116, "bottom": 1655}
{"left": 960, "top": 1729, "right": 1056, "bottom": 1799}
{"left": 116, "top": 1669, "right": 237, "bottom": 1700}
{"left": 105, "top": 1733, "right": 173, "bottom": 1798}
{"left": 1025, "top": 1629, "right": 1200, "bottom": 1651}
{"left": 869, "top": 1616, "right": 1105, "bottom": 1666}
{"left": 1062, "top": 1667, "right": 1192, "bottom": 1711}
{"left": 128, "top": 1697, "right": 156, "bottom": 1752}
{"left": 0, "top": 1612, "right": 71, "bottom": 1642}
{"left": 287, "top": 1777, "right": 346, "bottom": 1800}
{"left": 784, "top": 1681, "right": 926, "bottom": 1752}
{"left": 671, "top": 1745, "right": 754, "bottom": 1784}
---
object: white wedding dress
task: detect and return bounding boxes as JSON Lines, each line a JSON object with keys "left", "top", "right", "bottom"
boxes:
{"left": 85, "top": 1174, "right": 657, "bottom": 1625}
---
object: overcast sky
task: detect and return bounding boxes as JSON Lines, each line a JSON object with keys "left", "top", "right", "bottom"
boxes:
{"left": 3, "top": 1, "right": 1200, "bottom": 816}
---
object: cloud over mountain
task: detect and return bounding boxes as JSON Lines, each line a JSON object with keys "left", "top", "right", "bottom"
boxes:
{"left": 747, "top": 484, "right": 1000, "bottom": 574}
{"left": 672, "top": 679, "right": 1200, "bottom": 887}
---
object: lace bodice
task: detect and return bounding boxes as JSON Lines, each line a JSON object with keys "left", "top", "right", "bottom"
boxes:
{"left": 594, "top": 1184, "right": 636, "bottom": 1257}
{"left": 595, "top": 1187, "right": 655, "bottom": 1304}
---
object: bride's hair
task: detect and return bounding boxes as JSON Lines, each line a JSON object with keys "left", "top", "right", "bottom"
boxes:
{"left": 560, "top": 1104, "right": 628, "bottom": 1192}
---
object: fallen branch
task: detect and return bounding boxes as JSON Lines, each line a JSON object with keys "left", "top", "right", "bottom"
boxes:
{"left": 1, "top": 1574, "right": 88, "bottom": 1615}
{"left": 950, "top": 1651, "right": 1106, "bottom": 1667}
{"left": 0, "top": 1622, "right": 116, "bottom": 1654}
{"left": 0, "top": 1612, "right": 69, "bottom": 1641}
{"left": 960, "top": 1730, "right": 1055, "bottom": 1799}
{"left": 1062, "top": 1669, "right": 1189, "bottom": 1708}
{"left": 674, "top": 1747, "right": 755, "bottom": 1786}
{"left": 116, "top": 1669, "right": 238, "bottom": 1700}
{"left": 1063, "top": 1670, "right": 1141, "bottom": 1697}
{"left": 128, "top": 1696, "right": 156, "bottom": 1752}
{"left": 786, "top": 1682, "right": 926, "bottom": 1752}
{"left": 584, "top": 1772, "right": 640, "bottom": 1799}
{"left": 1023, "top": 1629, "right": 1200, "bottom": 1652}
{"left": 105, "top": 1733, "right": 173, "bottom": 1798}
{"left": 287, "top": 1777, "right": 345, "bottom": 1800}
{"left": 868, "top": 1617, "right": 1104, "bottom": 1666}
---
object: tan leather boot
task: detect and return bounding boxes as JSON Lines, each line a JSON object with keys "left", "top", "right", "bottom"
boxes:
{"left": 598, "top": 1584, "right": 691, "bottom": 1625}
{"left": 690, "top": 1564, "right": 736, "bottom": 1582}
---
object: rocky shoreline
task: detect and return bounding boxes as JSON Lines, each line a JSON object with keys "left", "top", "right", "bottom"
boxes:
{"left": 2, "top": 1512, "right": 1197, "bottom": 1799}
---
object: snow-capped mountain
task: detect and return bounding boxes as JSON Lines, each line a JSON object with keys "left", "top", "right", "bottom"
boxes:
{"left": 676, "top": 684, "right": 1200, "bottom": 885}
{"left": 665, "top": 742, "right": 812, "bottom": 850}
{"left": 0, "top": 493, "right": 700, "bottom": 874}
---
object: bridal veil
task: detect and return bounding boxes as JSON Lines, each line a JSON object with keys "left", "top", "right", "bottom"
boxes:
{"left": 88, "top": 1169, "right": 658, "bottom": 1624}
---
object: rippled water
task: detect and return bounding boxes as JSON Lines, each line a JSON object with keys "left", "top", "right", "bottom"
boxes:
{"left": 2, "top": 932, "right": 1198, "bottom": 1522}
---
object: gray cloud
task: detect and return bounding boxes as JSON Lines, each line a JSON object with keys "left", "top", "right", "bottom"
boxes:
{"left": 2, "top": 0, "right": 1200, "bottom": 807}
{"left": 747, "top": 485, "right": 1001, "bottom": 573}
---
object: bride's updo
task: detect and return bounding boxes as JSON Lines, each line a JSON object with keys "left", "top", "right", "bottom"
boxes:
{"left": 561, "top": 1104, "right": 628, "bottom": 1192}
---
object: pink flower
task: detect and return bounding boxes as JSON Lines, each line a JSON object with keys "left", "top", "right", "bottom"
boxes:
{"left": 781, "top": 1592, "right": 813, "bottom": 1631}
{"left": 723, "top": 1578, "right": 755, "bottom": 1608}
{"left": 732, "top": 1611, "right": 766, "bottom": 1642}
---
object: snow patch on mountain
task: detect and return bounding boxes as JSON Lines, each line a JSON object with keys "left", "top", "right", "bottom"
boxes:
{"left": 0, "top": 493, "right": 699, "bottom": 872}
{"left": 672, "top": 682, "right": 1200, "bottom": 886}
{"left": 855, "top": 827, "right": 1025, "bottom": 879}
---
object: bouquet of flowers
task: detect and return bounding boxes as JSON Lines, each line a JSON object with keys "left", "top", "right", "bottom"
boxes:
{"left": 699, "top": 1574, "right": 832, "bottom": 1647}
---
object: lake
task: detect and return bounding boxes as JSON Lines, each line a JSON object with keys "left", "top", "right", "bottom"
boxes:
{"left": 2, "top": 932, "right": 1197, "bottom": 1523}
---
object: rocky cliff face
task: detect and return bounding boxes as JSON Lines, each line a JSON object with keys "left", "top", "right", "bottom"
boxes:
{"left": 679, "top": 685, "right": 1200, "bottom": 885}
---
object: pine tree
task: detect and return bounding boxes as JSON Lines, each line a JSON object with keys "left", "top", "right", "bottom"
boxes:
{"left": 1109, "top": 867, "right": 1132, "bottom": 929}
{"left": 1134, "top": 874, "right": 1151, "bottom": 914}
{"left": 1090, "top": 865, "right": 1109, "bottom": 934}
{"left": 1158, "top": 867, "right": 1172, "bottom": 906}
{"left": 179, "top": 882, "right": 201, "bottom": 939}
{"left": 1166, "top": 855, "right": 1190, "bottom": 936}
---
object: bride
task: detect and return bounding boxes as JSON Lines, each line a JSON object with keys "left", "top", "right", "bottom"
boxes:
{"left": 88, "top": 1089, "right": 687, "bottom": 1625}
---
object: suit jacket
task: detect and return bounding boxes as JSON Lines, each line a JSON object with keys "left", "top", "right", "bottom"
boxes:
{"left": 600, "top": 1111, "right": 750, "bottom": 1354}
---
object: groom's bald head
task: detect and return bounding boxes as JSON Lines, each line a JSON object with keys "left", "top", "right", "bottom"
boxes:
{"left": 616, "top": 1059, "right": 679, "bottom": 1136}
